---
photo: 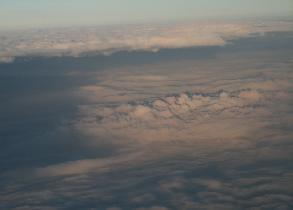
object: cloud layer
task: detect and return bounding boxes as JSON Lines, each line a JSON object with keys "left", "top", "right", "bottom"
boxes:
{"left": 0, "top": 28, "right": 293, "bottom": 210}
{"left": 0, "top": 20, "right": 293, "bottom": 63}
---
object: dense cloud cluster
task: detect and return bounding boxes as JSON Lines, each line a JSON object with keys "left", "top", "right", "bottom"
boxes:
{"left": 77, "top": 90, "right": 265, "bottom": 134}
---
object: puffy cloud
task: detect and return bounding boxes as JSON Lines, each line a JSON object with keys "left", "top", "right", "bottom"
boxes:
{"left": 239, "top": 90, "right": 263, "bottom": 101}
{"left": 76, "top": 90, "right": 265, "bottom": 136}
{"left": 131, "top": 105, "right": 154, "bottom": 120}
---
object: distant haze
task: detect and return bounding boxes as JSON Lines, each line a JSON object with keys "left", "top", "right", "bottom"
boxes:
{"left": 0, "top": 0, "right": 293, "bottom": 29}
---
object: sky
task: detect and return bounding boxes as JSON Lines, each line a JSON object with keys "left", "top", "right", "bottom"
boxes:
{"left": 0, "top": 0, "right": 293, "bottom": 29}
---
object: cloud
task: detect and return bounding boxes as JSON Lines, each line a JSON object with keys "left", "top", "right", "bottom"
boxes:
{"left": 74, "top": 90, "right": 266, "bottom": 142}
{"left": 135, "top": 207, "right": 169, "bottom": 210}
{"left": 1, "top": 20, "right": 293, "bottom": 63}
{"left": 1, "top": 29, "right": 292, "bottom": 210}
{"left": 130, "top": 193, "right": 155, "bottom": 204}
{"left": 239, "top": 90, "right": 263, "bottom": 101}
{"left": 0, "top": 56, "right": 15, "bottom": 63}
{"left": 35, "top": 151, "right": 145, "bottom": 177}
{"left": 191, "top": 173, "right": 293, "bottom": 209}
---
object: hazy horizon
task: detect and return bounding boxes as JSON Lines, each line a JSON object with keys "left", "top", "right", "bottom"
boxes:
{"left": 0, "top": 0, "right": 292, "bottom": 29}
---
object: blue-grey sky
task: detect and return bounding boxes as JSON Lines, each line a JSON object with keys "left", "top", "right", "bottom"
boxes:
{"left": 0, "top": 0, "right": 293, "bottom": 29}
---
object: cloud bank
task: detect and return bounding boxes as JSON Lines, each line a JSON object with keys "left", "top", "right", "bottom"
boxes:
{"left": 0, "top": 20, "right": 293, "bottom": 63}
